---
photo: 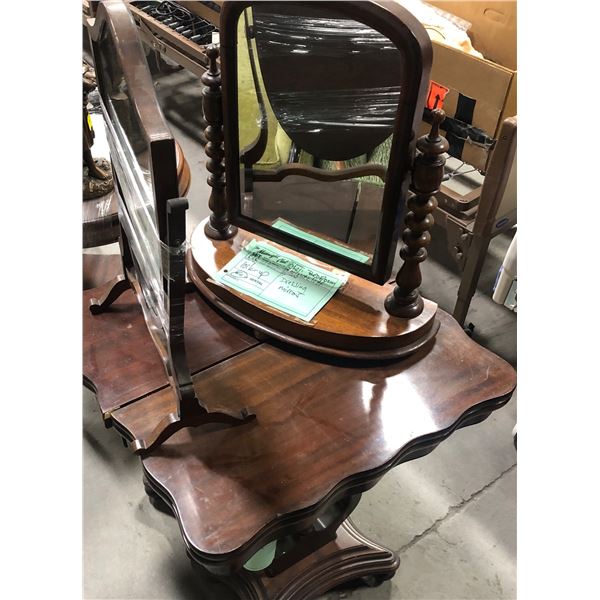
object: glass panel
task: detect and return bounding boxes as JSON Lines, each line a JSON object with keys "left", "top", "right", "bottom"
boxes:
{"left": 96, "top": 28, "right": 152, "bottom": 193}
{"left": 95, "top": 25, "right": 166, "bottom": 337}
{"left": 237, "top": 4, "right": 405, "bottom": 266}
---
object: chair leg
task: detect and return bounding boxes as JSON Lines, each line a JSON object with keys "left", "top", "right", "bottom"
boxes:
{"left": 453, "top": 235, "right": 491, "bottom": 326}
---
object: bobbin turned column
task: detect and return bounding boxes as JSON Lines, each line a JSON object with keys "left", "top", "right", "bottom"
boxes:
{"left": 202, "top": 44, "right": 237, "bottom": 240}
{"left": 385, "top": 108, "right": 448, "bottom": 318}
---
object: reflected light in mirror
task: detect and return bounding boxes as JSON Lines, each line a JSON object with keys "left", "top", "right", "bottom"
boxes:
{"left": 236, "top": 3, "right": 408, "bottom": 268}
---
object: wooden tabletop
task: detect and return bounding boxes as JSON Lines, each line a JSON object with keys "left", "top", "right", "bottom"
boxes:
{"left": 85, "top": 293, "right": 516, "bottom": 572}
{"left": 83, "top": 283, "right": 258, "bottom": 420}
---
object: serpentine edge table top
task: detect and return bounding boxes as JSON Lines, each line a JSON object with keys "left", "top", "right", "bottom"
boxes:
{"left": 83, "top": 284, "right": 516, "bottom": 573}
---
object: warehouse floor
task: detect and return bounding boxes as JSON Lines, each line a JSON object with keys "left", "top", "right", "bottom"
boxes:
{"left": 83, "top": 66, "right": 517, "bottom": 600}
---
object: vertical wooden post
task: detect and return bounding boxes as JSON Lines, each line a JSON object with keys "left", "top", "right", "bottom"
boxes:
{"left": 202, "top": 44, "right": 237, "bottom": 240}
{"left": 385, "top": 109, "right": 448, "bottom": 318}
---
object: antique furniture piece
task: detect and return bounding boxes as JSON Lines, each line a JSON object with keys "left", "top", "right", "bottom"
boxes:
{"left": 87, "top": 0, "right": 252, "bottom": 453}
{"left": 436, "top": 116, "right": 517, "bottom": 325}
{"left": 84, "top": 270, "right": 516, "bottom": 597}
{"left": 83, "top": 2, "right": 516, "bottom": 597}
{"left": 188, "top": 0, "right": 448, "bottom": 360}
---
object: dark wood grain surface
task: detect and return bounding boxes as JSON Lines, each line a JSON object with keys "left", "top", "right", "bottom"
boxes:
{"left": 83, "top": 284, "right": 258, "bottom": 419}
{"left": 188, "top": 221, "right": 438, "bottom": 360}
{"left": 110, "top": 308, "right": 515, "bottom": 570}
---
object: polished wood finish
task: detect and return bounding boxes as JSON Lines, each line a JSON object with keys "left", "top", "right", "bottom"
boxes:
{"left": 109, "top": 307, "right": 515, "bottom": 573}
{"left": 188, "top": 218, "right": 439, "bottom": 360}
{"left": 84, "top": 4, "right": 515, "bottom": 593}
{"left": 83, "top": 284, "right": 258, "bottom": 421}
{"left": 82, "top": 190, "right": 120, "bottom": 249}
{"left": 183, "top": 519, "right": 399, "bottom": 599}
{"left": 88, "top": 273, "right": 130, "bottom": 316}
{"left": 221, "top": 0, "right": 434, "bottom": 284}
{"left": 386, "top": 109, "right": 448, "bottom": 318}
{"left": 175, "top": 141, "right": 192, "bottom": 198}
{"left": 203, "top": 44, "right": 237, "bottom": 240}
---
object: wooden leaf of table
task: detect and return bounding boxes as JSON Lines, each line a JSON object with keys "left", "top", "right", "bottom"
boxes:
{"left": 83, "top": 286, "right": 258, "bottom": 418}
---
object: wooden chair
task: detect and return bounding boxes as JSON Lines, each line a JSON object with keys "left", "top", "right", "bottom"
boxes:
{"left": 87, "top": 0, "right": 252, "bottom": 454}
{"left": 436, "top": 116, "right": 517, "bottom": 325}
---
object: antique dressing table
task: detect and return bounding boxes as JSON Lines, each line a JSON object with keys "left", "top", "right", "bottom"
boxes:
{"left": 83, "top": 1, "right": 516, "bottom": 597}
{"left": 84, "top": 284, "right": 514, "bottom": 597}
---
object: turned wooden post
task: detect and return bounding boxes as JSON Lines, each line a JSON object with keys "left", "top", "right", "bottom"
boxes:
{"left": 385, "top": 108, "right": 448, "bottom": 318}
{"left": 202, "top": 44, "right": 237, "bottom": 240}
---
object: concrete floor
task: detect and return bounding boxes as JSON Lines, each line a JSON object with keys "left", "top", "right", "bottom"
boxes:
{"left": 83, "top": 66, "right": 516, "bottom": 600}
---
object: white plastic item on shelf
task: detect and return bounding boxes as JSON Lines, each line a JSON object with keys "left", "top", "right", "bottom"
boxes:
{"left": 492, "top": 232, "right": 517, "bottom": 312}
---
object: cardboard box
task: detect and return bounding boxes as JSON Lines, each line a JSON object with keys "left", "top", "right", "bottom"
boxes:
{"left": 420, "top": 1, "right": 517, "bottom": 172}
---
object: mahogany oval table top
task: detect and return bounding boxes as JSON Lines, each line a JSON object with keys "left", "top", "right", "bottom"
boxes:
{"left": 188, "top": 221, "right": 438, "bottom": 360}
{"left": 101, "top": 303, "right": 516, "bottom": 573}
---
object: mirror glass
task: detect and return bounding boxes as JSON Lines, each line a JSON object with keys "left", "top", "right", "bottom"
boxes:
{"left": 236, "top": 3, "right": 405, "bottom": 266}
{"left": 94, "top": 23, "right": 168, "bottom": 337}
{"left": 96, "top": 28, "right": 154, "bottom": 209}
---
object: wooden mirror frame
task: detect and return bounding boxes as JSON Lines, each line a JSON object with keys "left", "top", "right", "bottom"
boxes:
{"left": 219, "top": 0, "right": 433, "bottom": 284}
{"left": 88, "top": 0, "right": 253, "bottom": 453}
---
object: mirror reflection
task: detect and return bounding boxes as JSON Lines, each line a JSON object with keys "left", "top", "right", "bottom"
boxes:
{"left": 96, "top": 28, "right": 154, "bottom": 208}
{"left": 237, "top": 3, "right": 405, "bottom": 266}
{"left": 95, "top": 26, "right": 166, "bottom": 332}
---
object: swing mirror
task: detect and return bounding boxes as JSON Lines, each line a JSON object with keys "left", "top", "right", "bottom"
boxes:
{"left": 221, "top": 0, "right": 432, "bottom": 283}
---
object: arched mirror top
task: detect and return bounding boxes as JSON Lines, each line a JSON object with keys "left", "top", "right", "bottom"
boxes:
{"left": 221, "top": 0, "right": 432, "bottom": 283}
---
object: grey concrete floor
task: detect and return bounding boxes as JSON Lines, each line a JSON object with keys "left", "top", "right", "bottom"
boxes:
{"left": 84, "top": 66, "right": 516, "bottom": 599}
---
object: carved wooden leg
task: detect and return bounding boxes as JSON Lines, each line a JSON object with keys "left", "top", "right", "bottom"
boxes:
{"left": 385, "top": 109, "right": 448, "bottom": 318}
{"left": 202, "top": 44, "right": 237, "bottom": 241}
{"left": 89, "top": 274, "right": 130, "bottom": 314}
{"left": 192, "top": 520, "right": 399, "bottom": 600}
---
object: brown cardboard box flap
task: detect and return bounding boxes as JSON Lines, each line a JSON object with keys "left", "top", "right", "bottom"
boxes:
{"left": 420, "top": 1, "right": 517, "bottom": 172}
{"left": 429, "top": 1, "right": 516, "bottom": 70}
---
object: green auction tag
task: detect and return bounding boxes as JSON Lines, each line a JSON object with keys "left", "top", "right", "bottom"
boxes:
{"left": 213, "top": 239, "right": 348, "bottom": 322}
{"left": 272, "top": 218, "right": 371, "bottom": 263}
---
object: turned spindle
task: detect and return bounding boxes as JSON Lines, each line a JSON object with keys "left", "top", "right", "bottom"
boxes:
{"left": 202, "top": 44, "right": 237, "bottom": 240}
{"left": 385, "top": 108, "right": 449, "bottom": 318}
